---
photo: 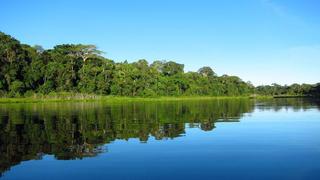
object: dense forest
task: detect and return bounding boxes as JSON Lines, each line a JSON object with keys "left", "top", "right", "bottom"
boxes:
{"left": 0, "top": 32, "right": 319, "bottom": 98}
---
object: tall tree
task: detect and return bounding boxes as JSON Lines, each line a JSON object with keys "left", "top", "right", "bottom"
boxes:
{"left": 198, "top": 66, "right": 216, "bottom": 77}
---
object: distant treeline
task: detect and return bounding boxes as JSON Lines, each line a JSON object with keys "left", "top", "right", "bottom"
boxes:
{"left": 0, "top": 32, "right": 319, "bottom": 97}
{"left": 256, "top": 83, "right": 320, "bottom": 97}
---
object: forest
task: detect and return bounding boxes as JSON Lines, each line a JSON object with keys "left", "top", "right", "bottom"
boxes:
{"left": 0, "top": 32, "right": 319, "bottom": 98}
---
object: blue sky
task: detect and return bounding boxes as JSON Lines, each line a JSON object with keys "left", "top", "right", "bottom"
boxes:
{"left": 1, "top": 0, "right": 319, "bottom": 85}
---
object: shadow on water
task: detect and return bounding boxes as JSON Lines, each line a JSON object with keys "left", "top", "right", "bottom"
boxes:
{"left": 0, "top": 98, "right": 319, "bottom": 176}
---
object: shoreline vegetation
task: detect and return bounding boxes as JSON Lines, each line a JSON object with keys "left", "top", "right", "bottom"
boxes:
{"left": 0, "top": 94, "right": 251, "bottom": 104}
{"left": 1, "top": 32, "right": 320, "bottom": 101}
{"left": 0, "top": 93, "right": 316, "bottom": 104}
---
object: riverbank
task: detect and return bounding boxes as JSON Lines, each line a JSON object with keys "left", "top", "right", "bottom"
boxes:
{"left": 2, "top": 93, "right": 316, "bottom": 104}
{"left": 0, "top": 94, "right": 254, "bottom": 104}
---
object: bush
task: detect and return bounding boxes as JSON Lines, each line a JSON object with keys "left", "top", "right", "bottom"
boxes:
{"left": 0, "top": 90, "right": 7, "bottom": 97}
{"left": 38, "top": 81, "right": 54, "bottom": 94}
{"left": 9, "top": 80, "right": 25, "bottom": 97}
{"left": 24, "top": 90, "right": 35, "bottom": 97}
{"left": 0, "top": 80, "right": 4, "bottom": 90}
{"left": 142, "top": 89, "right": 157, "bottom": 97}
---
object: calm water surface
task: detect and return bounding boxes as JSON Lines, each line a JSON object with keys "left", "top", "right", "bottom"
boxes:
{"left": 0, "top": 98, "right": 319, "bottom": 180}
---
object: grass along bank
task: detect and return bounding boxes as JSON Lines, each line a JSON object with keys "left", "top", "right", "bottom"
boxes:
{"left": 0, "top": 93, "right": 253, "bottom": 104}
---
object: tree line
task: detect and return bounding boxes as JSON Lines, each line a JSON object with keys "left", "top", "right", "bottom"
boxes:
{"left": 256, "top": 83, "right": 320, "bottom": 97}
{"left": 0, "top": 32, "right": 319, "bottom": 97}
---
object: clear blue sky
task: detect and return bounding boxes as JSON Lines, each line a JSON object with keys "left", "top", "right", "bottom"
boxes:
{"left": 1, "top": 0, "right": 319, "bottom": 85}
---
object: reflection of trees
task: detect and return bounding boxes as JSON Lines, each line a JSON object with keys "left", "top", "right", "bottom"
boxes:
{"left": 0, "top": 99, "right": 254, "bottom": 175}
{"left": 255, "top": 98, "right": 320, "bottom": 112}
{"left": 1, "top": 98, "right": 318, "bottom": 175}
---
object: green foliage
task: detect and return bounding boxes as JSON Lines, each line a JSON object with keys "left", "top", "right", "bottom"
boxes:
{"left": 198, "top": 66, "right": 216, "bottom": 77}
{"left": 9, "top": 80, "right": 24, "bottom": 97}
{"left": 162, "top": 61, "right": 184, "bottom": 76}
{"left": 23, "top": 90, "right": 35, "bottom": 97}
{"left": 0, "top": 32, "right": 318, "bottom": 98}
{"left": 255, "top": 83, "right": 317, "bottom": 97}
{"left": 38, "top": 81, "right": 54, "bottom": 94}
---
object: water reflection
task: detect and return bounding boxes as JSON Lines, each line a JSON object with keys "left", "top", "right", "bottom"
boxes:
{"left": 0, "top": 98, "right": 319, "bottom": 176}
{"left": 255, "top": 98, "right": 320, "bottom": 111}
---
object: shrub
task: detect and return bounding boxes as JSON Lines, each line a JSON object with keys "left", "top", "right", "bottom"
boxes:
{"left": 38, "top": 81, "right": 54, "bottom": 94}
{"left": 9, "top": 80, "right": 25, "bottom": 97}
{"left": 24, "top": 90, "right": 35, "bottom": 97}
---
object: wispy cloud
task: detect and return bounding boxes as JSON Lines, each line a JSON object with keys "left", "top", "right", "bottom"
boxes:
{"left": 260, "top": 0, "right": 304, "bottom": 26}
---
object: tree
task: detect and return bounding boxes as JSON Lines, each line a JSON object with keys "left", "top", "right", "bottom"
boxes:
{"left": 0, "top": 32, "right": 30, "bottom": 92}
{"left": 33, "top": 45, "right": 45, "bottom": 54}
{"left": 0, "top": 32, "right": 24, "bottom": 64}
{"left": 9, "top": 80, "right": 24, "bottom": 97}
{"left": 72, "top": 44, "right": 103, "bottom": 62}
{"left": 198, "top": 66, "right": 216, "bottom": 77}
{"left": 78, "top": 58, "right": 113, "bottom": 94}
{"left": 162, "top": 61, "right": 184, "bottom": 76}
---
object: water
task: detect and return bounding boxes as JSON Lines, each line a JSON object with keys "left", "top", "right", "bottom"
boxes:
{"left": 0, "top": 98, "right": 319, "bottom": 180}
